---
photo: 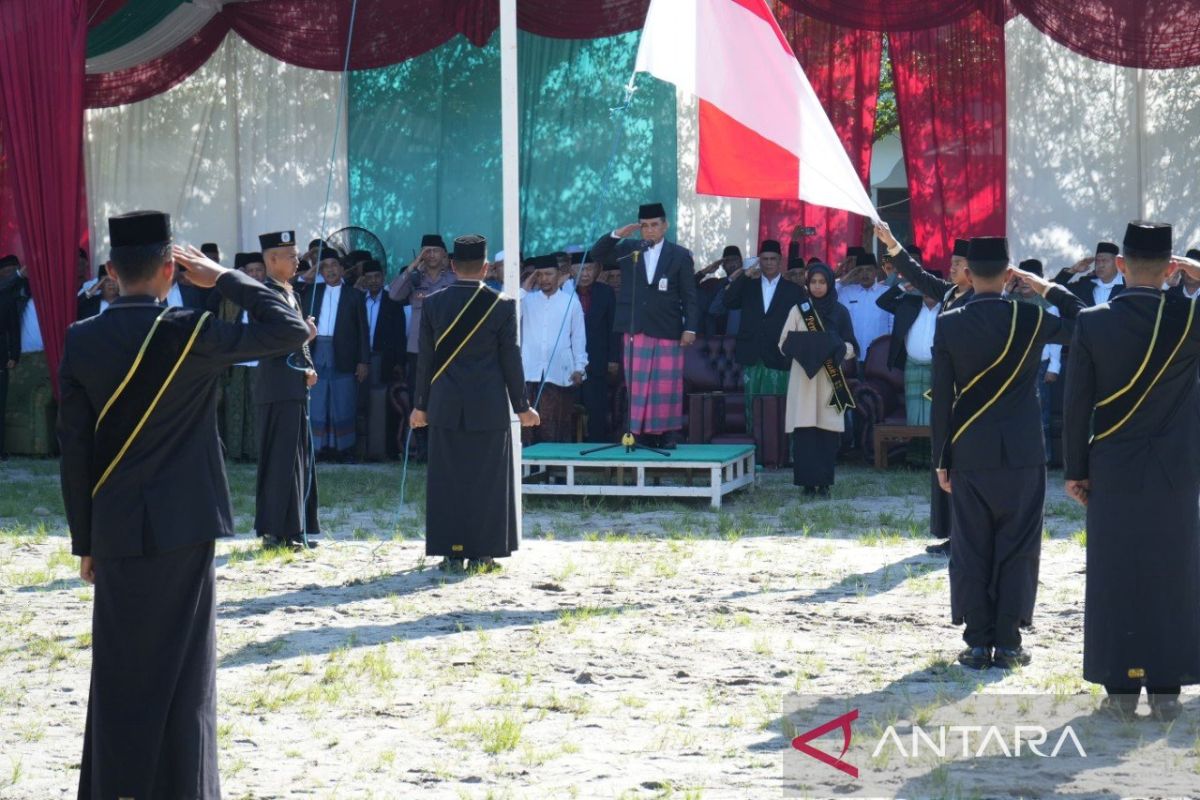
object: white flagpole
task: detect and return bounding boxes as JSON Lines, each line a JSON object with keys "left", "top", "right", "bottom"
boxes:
{"left": 499, "top": 0, "right": 522, "bottom": 542}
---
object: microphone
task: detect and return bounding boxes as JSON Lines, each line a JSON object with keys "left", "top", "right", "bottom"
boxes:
{"left": 618, "top": 239, "right": 653, "bottom": 264}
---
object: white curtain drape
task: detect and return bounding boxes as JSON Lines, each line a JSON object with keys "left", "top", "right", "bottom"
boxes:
{"left": 1006, "top": 16, "right": 1200, "bottom": 265}
{"left": 86, "top": 33, "right": 349, "bottom": 263}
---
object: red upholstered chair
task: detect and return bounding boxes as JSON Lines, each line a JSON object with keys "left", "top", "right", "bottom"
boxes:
{"left": 683, "top": 335, "right": 754, "bottom": 445}
{"left": 852, "top": 334, "right": 907, "bottom": 461}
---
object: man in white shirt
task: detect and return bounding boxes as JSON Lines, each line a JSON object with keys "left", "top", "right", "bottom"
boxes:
{"left": 521, "top": 257, "right": 587, "bottom": 443}
{"left": 1054, "top": 241, "right": 1125, "bottom": 306}
{"left": 837, "top": 252, "right": 893, "bottom": 361}
{"left": 301, "top": 249, "right": 370, "bottom": 460}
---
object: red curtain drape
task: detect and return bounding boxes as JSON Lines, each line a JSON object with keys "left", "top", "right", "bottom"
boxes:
{"left": 0, "top": 0, "right": 88, "bottom": 396}
{"left": 84, "top": 0, "right": 655, "bottom": 108}
{"left": 1011, "top": 0, "right": 1200, "bottom": 69}
{"left": 757, "top": 6, "right": 881, "bottom": 265}
{"left": 890, "top": 12, "right": 1006, "bottom": 273}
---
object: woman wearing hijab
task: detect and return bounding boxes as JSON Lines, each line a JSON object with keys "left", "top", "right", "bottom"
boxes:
{"left": 778, "top": 262, "right": 859, "bottom": 495}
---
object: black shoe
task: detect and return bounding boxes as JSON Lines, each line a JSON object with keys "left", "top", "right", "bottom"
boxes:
{"left": 290, "top": 537, "right": 319, "bottom": 550}
{"left": 1149, "top": 695, "right": 1183, "bottom": 722}
{"left": 957, "top": 646, "right": 992, "bottom": 670}
{"left": 1098, "top": 694, "right": 1139, "bottom": 718}
{"left": 992, "top": 646, "right": 1031, "bottom": 670}
{"left": 438, "top": 557, "right": 466, "bottom": 573}
{"left": 814, "top": 485, "right": 831, "bottom": 498}
{"left": 926, "top": 540, "right": 951, "bottom": 556}
{"left": 261, "top": 535, "right": 286, "bottom": 550}
{"left": 660, "top": 431, "right": 680, "bottom": 450}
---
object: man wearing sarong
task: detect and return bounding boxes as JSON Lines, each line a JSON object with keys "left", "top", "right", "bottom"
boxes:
{"left": 1064, "top": 222, "right": 1200, "bottom": 720}
{"left": 410, "top": 235, "right": 539, "bottom": 572}
{"left": 720, "top": 239, "right": 802, "bottom": 432}
{"left": 591, "top": 202, "right": 698, "bottom": 449}
{"left": 300, "top": 248, "right": 370, "bottom": 461}
{"left": 58, "top": 211, "right": 311, "bottom": 799}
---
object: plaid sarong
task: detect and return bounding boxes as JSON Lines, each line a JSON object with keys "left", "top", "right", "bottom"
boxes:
{"left": 904, "top": 356, "right": 933, "bottom": 426}
{"left": 743, "top": 361, "right": 790, "bottom": 433}
{"left": 624, "top": 333, "right": 684, "bottom": 434}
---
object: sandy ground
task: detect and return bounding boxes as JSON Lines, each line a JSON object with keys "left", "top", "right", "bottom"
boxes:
{"left": 0, "top": 459, "right": 1196, "bottom": 799}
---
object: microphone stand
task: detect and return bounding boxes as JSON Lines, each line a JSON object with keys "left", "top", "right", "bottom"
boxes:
{"left": 582, "top": 242, "right": 671, "bottom": 457}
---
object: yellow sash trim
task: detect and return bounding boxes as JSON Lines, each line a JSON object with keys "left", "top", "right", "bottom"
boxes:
{"left": 431, "top": 295, "right": 501, "bottom": 384}
{"left": 951, "top": 304, "right": 1043, "bottom": 444}
{"left": 1095, "top": 294, "right": 1165, "bottom": 408}
{"left": 95, "top": 309, "right": 169, "bottom": 429}
{"left": 435, "top": 283, "right": 485, "bottom": 348}
{"left": 92, "top": 312, "right": 211, "bottom": 497}
{"left": 1093, "top": 297, "right": 1195, "bottom": 442}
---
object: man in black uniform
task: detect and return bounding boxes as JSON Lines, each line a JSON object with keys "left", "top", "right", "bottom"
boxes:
{"left": 923, "top": 234, "right": 1084, "bottom": 671}
{"left": 57, "top": 211, "right": 311, "bottom": 799}
{"left": 877, "top": 228, "right": 974, "bottom": 556}
{"left": 411, "top": 235, "right": 539, "bottom": 572}
{"left": 1064, "top": 221, "right": 1200, "bottom": 719}
{"left": 254, "top": 230, "right": 322, "bottom": 549}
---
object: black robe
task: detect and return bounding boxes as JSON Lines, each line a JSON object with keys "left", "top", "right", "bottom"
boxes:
{"left": 254, "top": 278, "right": 320, "bottom": 542}
{"left": 413, "top": 280, "right": 529, "bottom": 559}
{"left": 1064, "top": 287, "right": 1200, "bottom": 687}
{"left": 56, "top": 272, "right": 310, "bottom": 798}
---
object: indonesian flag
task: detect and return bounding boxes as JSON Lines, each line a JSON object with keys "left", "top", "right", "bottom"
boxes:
{"left": 634, "top": 0, "right": 879, "bottom": 220}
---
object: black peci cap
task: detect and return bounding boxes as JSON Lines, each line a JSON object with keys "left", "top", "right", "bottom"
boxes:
{"left": 1018, "top": 258, "right": 1043, "bottom": 276}
{"left": 967, "top": 236, "right": 1009, "bottom": 265}
{"left": 952, "top": 239, "right": 970, "bottom": 258}
{"left": 421, "top": 234, "right": 447, "bottom": 251}
{"left": 260, "top": 230, "right": 296, "bottom": 251}
{"left": 638, "top": 202, "right": 666, "bottom": 220}
{"left": 451, "top": 234, "right": 487, "bottom": 262}
{"left": 1122, "top": 221, "right": 1172, "bottom": 259}
{"left": 723, "top": 245, "right": 742, "bottom": 259}
{"left": 1096, "top": 241, "right": 1120, "bottom": 256}
{"left": 361, "top": 259, "right": 383, "bottom": 274}
{"left": 109, "top": 211, "right": 171, "bottom": 248}
{"left": 759, "top": 240, "right": 782, "bottom": 256}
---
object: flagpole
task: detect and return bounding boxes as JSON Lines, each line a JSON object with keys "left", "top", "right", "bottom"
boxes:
{"left": 499, "top": 0, "right": 522, "bottom": 542}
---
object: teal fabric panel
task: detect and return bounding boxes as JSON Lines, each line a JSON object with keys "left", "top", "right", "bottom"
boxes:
{"left": 348, "top": 30, "right": 678, "bottom": 274}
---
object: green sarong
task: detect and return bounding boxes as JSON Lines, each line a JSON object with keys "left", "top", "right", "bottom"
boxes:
{"left": 222, "top": 365, "right": 259, "bottom": 461}
{"left": 743, "top": 361, "right": 790, "bottom": 433}
{"left": 5, "top": 351, "right": 54, "bottom": 456}
{"left": 904, "top": 356, "right": 933, "bottom": 426}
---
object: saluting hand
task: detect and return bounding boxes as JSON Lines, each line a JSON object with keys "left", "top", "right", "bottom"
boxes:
{"left": 172, "top": 244, "right": 227, "bottom": 288}
{"left": 614, "top": 222, "right": 640, "bottom": 239}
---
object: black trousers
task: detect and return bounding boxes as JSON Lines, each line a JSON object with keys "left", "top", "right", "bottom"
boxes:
{"left": 80, "top": 541, "right": 220, "bottom": 800}
{"left": 579, "top": 372, "right": 610, "bottom": 442}
{"left": 949, "top": 466, "right": 1045, "bottom": 649}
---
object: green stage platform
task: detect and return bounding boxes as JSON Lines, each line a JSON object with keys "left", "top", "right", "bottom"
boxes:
{"left": 520, "top": 443, "right": 756, "bottom": 508}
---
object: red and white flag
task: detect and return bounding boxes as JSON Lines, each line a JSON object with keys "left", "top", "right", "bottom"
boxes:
{"left": 634, "top": 0, "right": 878, "bottom": 220}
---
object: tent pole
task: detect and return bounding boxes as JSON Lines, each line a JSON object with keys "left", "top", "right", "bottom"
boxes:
{"left": 500, "top": 0, "right": 523, "bottom": 542}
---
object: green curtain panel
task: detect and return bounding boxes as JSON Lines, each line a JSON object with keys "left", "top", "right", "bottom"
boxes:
{"left": 347, "top": 30, "right": 677, "bottom": 273}
{"left": 86, "top": 0, "right": 186, "bottom": 58}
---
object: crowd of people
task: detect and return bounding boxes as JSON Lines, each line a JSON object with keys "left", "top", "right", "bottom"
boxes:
{"left": 10, "top": 198, "right": 1200, "bottom": 797}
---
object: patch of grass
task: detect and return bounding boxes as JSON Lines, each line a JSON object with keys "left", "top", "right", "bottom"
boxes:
{"left": 463, "top": 712, "right": 524, "bottom": 755}
{"left": 1071, "top": 529, "right": 1087, "bottom": 547}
